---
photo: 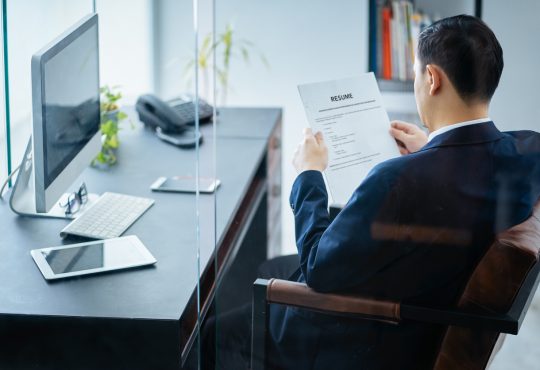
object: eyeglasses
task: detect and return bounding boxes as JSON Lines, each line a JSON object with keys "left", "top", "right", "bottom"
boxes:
{"left": 59, "top": 183, "right": 88, "bottom": 215}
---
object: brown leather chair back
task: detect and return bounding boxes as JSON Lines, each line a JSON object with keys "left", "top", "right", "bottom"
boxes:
{"left": 434, "top": 201, "right": 540, "bottom": 370}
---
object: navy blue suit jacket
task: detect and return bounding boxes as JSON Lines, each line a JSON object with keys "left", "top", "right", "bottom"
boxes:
{"left": 269, "top": 122, "right": 540, "bottom": 370}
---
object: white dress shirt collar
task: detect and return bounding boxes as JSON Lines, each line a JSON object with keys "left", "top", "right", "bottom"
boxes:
{"left": 427, "top": 117, "right": 492, "bottom": 142}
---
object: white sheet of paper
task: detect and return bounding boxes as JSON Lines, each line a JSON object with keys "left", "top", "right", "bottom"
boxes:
{"left": 298, "top": 73, "right": 400, "bottom": 206}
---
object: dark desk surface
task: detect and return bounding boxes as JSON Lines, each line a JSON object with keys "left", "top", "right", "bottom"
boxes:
{"left": 0, "top": 107, "right": 281, "bottom": 322}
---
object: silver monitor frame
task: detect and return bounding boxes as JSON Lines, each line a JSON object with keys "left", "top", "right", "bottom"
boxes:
{"left": 9, "top": 13, "right": 100, "bottom": 218}
{"left": 31, "top": 13, "right": 101, "bottom": 213}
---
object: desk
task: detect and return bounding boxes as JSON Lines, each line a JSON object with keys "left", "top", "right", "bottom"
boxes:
{"left": 0, "top": 107, "right": 282, "bottom": 370}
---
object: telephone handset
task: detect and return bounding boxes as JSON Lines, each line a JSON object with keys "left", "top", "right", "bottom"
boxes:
{"left": 135, "top": 94, "right": 212, "bottom": 148}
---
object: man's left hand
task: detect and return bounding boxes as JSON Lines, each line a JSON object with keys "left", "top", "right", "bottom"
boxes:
{"left": 292, "top": 128, "right": 328, "bottom": 174}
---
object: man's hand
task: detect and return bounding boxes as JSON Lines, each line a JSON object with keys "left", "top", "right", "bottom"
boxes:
{"left": 292, "top": 128, "right": 328, "bottom": 173}
{"left": 389, "top": 120, "right": 428, "bottom": 155}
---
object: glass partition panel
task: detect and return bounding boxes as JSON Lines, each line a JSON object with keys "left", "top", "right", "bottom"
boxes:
{"left": 209, "top": 0, "right": 367, "bottom": 368}
{"left": 145, "top": 0, "right": 216, "bottom": 369}
{"left": 96, "top": 1, "right": 203, "bottom": 368}
{"left": 0, "top": 5, "right": 6, "bottom": 185}
{"left": 0, "top": 1, "right": 210, "bottom": 369}
{"left": 155, "top": 0, "right": 220, "bottom": 368}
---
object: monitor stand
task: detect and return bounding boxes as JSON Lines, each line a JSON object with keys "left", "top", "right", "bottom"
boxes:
{"left": 9, "top": 138, "right": 99, "bottom": 219}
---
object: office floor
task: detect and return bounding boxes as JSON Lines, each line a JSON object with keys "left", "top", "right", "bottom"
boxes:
{"left": 490, "top": 288, "right": 540, "bottom": 369}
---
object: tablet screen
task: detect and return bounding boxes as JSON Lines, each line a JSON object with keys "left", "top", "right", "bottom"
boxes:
{"left": 41, "top": 239, "right": 144, "bottom": 274}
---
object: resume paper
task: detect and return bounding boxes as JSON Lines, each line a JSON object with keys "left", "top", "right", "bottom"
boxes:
{"left": 298, "top": 73, "right": 400, "bottom": 206}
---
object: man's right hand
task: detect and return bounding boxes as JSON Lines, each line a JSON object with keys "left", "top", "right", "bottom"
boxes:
{"left": 389, "top": 120, "right": 428, "bottom": 155}
{"left": 292, "top": 128, "right": 328, "bottom": 174}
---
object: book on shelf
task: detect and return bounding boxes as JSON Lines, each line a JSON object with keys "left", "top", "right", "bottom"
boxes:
{"left": 382, "top": 7, "right": 392, "bottom": 79}
{"left": 370, "top": 0, "right": 432, "bottom": 84}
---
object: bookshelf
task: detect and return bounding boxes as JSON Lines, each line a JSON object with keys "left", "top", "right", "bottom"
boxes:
{"left": 378, "top": 79, "right": 414, "bottom": 92}
{"left": 368, "top": 0, "right": 483, "bottom": 92}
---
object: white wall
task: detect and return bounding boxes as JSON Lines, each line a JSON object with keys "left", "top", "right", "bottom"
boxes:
{"left": 4, "top": 0, "right": 153, "bottom": 178}
{"left": 5, "top": 0, "right": 93, "bottom": 173}
{"left": 415, "top": 0, "right": 475, "bottom": 19}
{"left": 484, "top": 0, "right": 540, "bottom": 131}
{"left": 155, "top": 0, "right": 368, "bottom": 254}
{"left": 152, "top": 0, "right": 195, "bottom": 100}
{"left": 95, "top": 0, "right": 154, "bottom": 102}
{"left": 213, "top": 1, "right": 368, "bottom": 254}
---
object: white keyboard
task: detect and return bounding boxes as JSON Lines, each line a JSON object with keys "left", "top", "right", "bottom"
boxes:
{"left": 60, "top": 192, "right": 154, "bottom": 239}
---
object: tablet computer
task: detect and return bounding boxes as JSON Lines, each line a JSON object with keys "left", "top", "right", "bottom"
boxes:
{"left": 31, "top": 235, "right": 156, "bottom": 280}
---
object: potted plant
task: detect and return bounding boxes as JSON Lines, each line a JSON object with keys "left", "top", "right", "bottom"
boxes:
{"left": 215, "top": 23, "right": 269, "bottom": 105}
{"left": 92, "top": 85, "right": 128, "bottom": 167}
{"left": 184, "top": 23, "right": 269, "bottom": 105}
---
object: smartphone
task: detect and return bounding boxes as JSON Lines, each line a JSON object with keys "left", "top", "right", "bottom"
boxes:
{"left": 150, "top": 176, "right": 220, "bottom": 193}
{"left": 30, "top": 235, "right": 156, "bottom": 280}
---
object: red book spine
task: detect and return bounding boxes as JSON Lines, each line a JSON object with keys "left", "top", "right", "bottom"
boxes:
{"left": 382, "top": 7, "right": 392, "bottom": 80}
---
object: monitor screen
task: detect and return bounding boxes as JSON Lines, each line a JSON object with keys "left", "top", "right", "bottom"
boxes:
{"left": 41, "top": 21, "right": 99, "bottom": 189}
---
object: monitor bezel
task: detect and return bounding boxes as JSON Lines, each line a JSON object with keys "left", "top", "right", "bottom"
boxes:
{"left": 31, "top": 13, "right": 101, "bottom": 213}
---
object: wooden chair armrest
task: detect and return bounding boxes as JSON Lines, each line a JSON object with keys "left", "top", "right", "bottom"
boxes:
{"left": 254, "top": 278, "right": 526, "bottom": 334}
{"left": 264, "top": 278, "right": 401, "bottom": 323}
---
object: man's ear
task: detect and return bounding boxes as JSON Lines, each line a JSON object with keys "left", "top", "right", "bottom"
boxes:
{"left": 426, "top": 64, "right": 441, "bottom": 96}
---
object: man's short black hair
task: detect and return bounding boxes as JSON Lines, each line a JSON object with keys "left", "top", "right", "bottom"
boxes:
{"left": 417, "top": 14, "right": 503, "bottom": 102}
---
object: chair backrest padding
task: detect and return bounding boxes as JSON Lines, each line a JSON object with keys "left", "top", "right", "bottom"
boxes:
{"left": 434, "top": 200, "right": 540, "bottom": 370}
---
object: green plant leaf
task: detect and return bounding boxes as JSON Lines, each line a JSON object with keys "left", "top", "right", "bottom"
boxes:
{"left": 117, "top": 111, "right": 128, "bottom": 121}
{"left": 107, "top": 149, "right": 117, "bottom": 164}
{"left": 100, "top": 121, "right": 111, "bottom": 134}
{"left": 96, "top": 85, "right": 125, "bottom": 166}
{"left": 96, "top": 151, "right": 107, "bottom": 164}
{"left": 201, "top": 34, "right": 212, "bottom": 54}
{"left": 101, "top": 120, "right": 119, "bottom": 136}
{"left": 216, "top": 68, "right": 228, "bottom": 86}
{"left": 240, "top": 46, "right": 250, "bottom": 64}
{"left": 199, "top": 53, "right": 208, "bottom": 68}
{"left": 260, "top": 53, "right": 270, "bottom": 69}
{"left": 108, "top": 134, "right": 119, "bottom": 149}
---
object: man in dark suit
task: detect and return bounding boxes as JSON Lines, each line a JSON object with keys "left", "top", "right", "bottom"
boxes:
{"left": 269, "top": 15, "right": 540, "bottom": 369}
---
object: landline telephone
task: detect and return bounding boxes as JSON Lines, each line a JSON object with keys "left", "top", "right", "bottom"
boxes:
{"left": 135, "top": 94, "right": 213, "bottom": 148}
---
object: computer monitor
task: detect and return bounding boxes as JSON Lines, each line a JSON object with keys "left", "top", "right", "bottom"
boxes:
{"left": 31, "top": 13, "right": 100, "bottom": 213}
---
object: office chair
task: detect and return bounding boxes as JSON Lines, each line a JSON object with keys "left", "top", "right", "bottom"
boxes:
{"left": 251, "top": 200, "right": 540, "bottom": 370}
